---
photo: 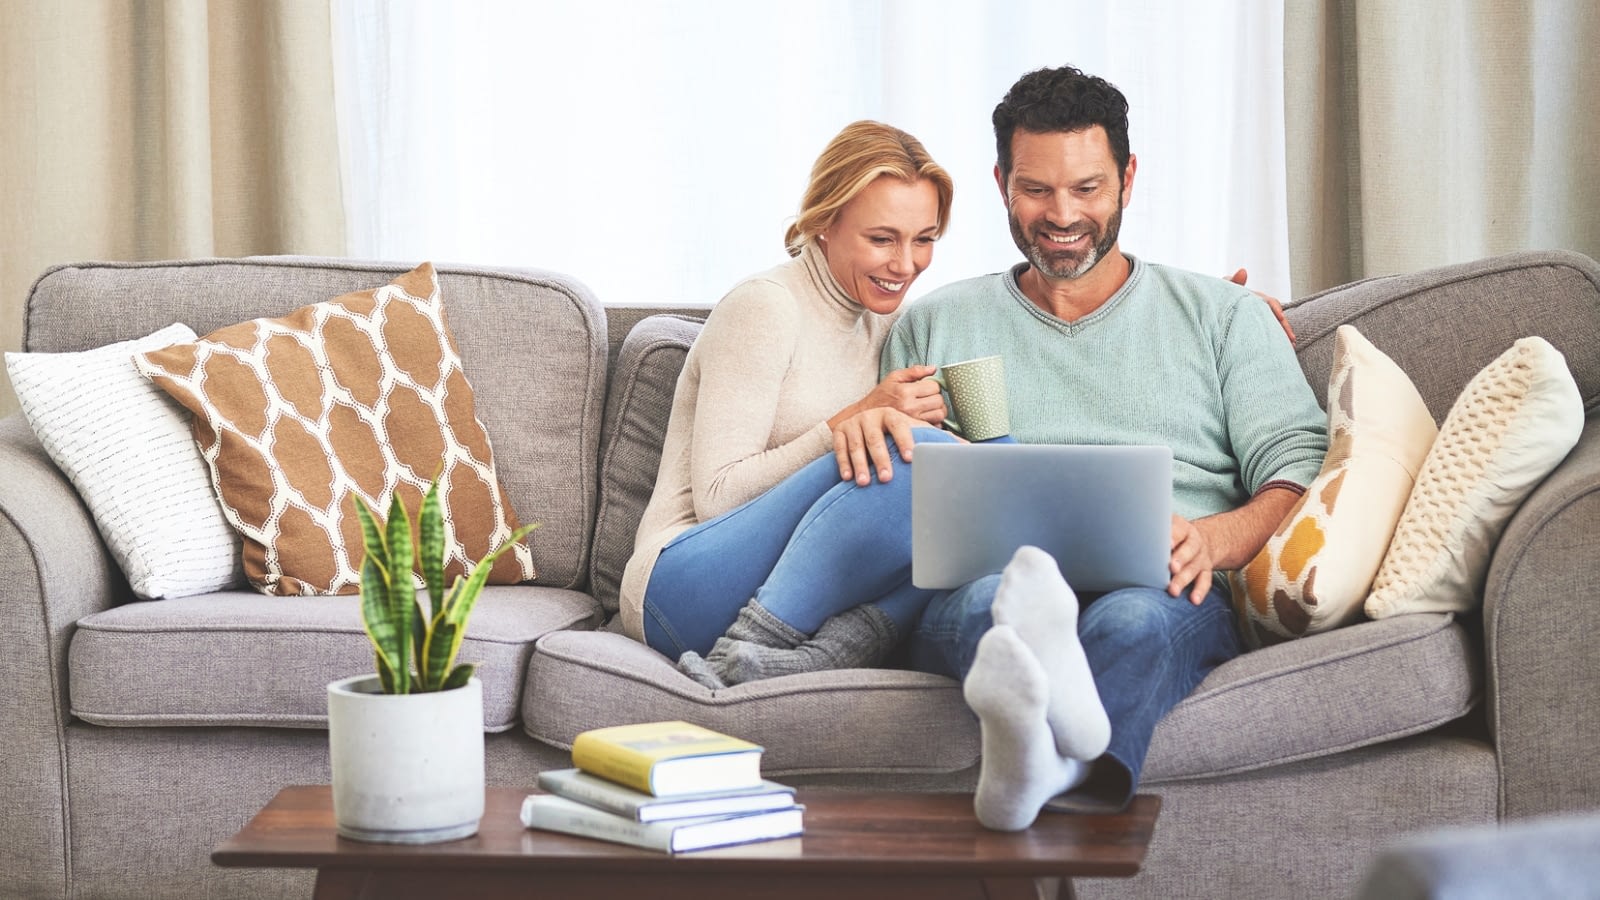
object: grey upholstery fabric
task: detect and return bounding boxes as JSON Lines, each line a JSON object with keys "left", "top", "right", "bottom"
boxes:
{"left": 1485, "top": 418, "right": 1600, "bottom": 818}
{"left": 24, "top": 258, "right": 610, "bottom": 590}
{"left": 1079, "top": 736, "right": 1498, "bottom": 900}
{"left": 1356, "top": 810, "right": 1600, "bottom": 900}
{"left": 1144, "top": 614, "right": 1478, "bottom": 781}
{"left": 0, "top": 414, "right": 123, "bottom": 898}
{"left": 69, "top": 587, "right": 601, "bottom": 732}
{"left": 62, "top": 723, "right": 569, "bottom": 900}
{"left": 588, "top": 314, "right": 704, "bottom": 615}
{"left": 528, "top": 615, "right": 1477, "bottom": 783}
{"left": 524, "top": 630, "right": 980, "bottom": 776}
{"left": 1287, "top": 249, "right": 1600, "bottom": 421}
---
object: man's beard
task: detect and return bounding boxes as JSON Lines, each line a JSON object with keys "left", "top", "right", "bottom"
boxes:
{"left": 1010, "top": 202, "right": 1123, "bottom": 280}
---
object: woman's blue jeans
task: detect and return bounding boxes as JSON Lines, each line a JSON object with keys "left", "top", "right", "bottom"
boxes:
{"left": 909, "top": 576, "right": 1241, "bottom": 810}
{"left": 642, "top": 428, "right": 961, "bottom": 658}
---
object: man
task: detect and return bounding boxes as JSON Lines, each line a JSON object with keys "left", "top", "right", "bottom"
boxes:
{"left": 878, "top": 65, "right": 1328, "bottom": 830}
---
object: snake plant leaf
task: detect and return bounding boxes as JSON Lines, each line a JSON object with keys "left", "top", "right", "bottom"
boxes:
{"left": 435, "top": 524, "right": 539, "bottom": 675}
{"left": 355, "top": 523, "right": 404, "bottom": 688}
{"left": 375, "top": 649, "right": 398, "bottom": 694}
{"left": 383, "top": 492, "right": 416, "bottom": 694}
{"left": 441, "top": 663, "right": 475, "bottom": 692}
{"left": 420, "top": 617, "right": 459, "bottom": 692}
{"left": 418, "top": 478, "right": 446, "bottom": 613}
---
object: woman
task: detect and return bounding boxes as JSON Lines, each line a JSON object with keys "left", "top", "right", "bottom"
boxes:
{"left": 618, "top": 120, "right": 960, "bottom": 688}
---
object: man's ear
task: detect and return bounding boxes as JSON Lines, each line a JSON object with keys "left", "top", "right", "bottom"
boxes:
{"left": 1120, "top": 154, "right": 1138, "bottom": 207}
{"left": 994, "top": 164, "right": 1008, "bottom": 206}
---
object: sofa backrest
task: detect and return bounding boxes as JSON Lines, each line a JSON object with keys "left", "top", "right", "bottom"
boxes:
{"left": 591, "top": 313, "right": 705, "bottom": 616}
{"left": 1286, "top": 249, "right": 1600, "bottom": 422}
{"left": 24, "top": 257, "right": 609, "bottom": 590}
{"left": 586, "top": 250, "right": 1600, "bottom": 619}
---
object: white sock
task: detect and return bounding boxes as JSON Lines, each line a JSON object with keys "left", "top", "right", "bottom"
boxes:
{"left": 964, "top": 625, "right": 1091, "bottom": 831}
{"left": 990, "top": 545, "right": 1111, "bottom": 760}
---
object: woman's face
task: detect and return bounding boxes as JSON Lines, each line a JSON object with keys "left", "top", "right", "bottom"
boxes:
{"left": 820, "top": 176, "right": 940, "bottom": 315}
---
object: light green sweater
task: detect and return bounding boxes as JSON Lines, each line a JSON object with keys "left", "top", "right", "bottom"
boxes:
{"left": 883, "top": 257, "right": 1327, "bottom": 521}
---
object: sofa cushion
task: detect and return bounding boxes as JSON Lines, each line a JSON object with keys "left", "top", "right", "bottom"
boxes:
{"left": 526, "top": 612, "right": 1476, "bottom": 781}
{"left": 5, "top": 324, "right": 245, "bottom": 599}
{"left": 1143, "top": 612, "right": 1478, "bottom": 782}
{"left": 589, "top": 315, "right": 704, "bottom": 616}
{"left": 1234, "top": 325, "right": 1438, "bottom": 646}
{"left": 1367, "top": 337, "right": 1583, "bottom": 618}
{"left": 69, "top": 587, "right": 602, "bottom": 732}
{"left": 134, "top": 262, "right": 537, "bottom": 596}
{"left": 26, "top": 258, "right": 608, "bottom": 590}
{"left": 524, "top": 630, "right": 980, "bottom": 777}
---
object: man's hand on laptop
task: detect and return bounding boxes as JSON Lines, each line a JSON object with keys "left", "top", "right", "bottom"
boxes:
{"left": 831, "top": 408, "right": 936, "bottom": 486}
{"left": 1168, "top": 515, "right": 1217, "bottom": 605}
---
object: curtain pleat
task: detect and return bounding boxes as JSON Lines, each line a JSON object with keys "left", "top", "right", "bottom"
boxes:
{"left": 1285, "top": 0, "right": 1600, "bottom": 297}
{"left": 0, "top": 0, "right": 345, "bottom": 416}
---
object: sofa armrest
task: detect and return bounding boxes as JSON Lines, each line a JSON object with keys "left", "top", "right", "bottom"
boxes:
{"left": 0, "top": 413, "right": 127, "bottom": 897}
{"left": 0, "top": 414, "right": 126, "bottom": 722}
{"left": 1482, "top": 416, "right": 1600, "bottom": 819}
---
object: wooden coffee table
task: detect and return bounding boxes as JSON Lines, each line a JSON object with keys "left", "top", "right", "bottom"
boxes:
{"left": 213, "top": 786, "right": 1159, "bottom": 900}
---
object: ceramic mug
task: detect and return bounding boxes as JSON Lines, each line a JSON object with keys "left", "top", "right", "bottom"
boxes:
{"left": 930, "top": 355, "right": 1010, "bottom": 441}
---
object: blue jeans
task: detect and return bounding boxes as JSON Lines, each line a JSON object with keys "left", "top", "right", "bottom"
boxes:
{"left": 642, "top": 428, "right": 962, "bottom": 658}
{"left": 909, "top": 578, "right": 1241, "bottom": 810}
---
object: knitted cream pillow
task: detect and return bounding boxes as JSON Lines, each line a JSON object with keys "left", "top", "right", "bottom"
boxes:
{"left": 1232, "top": 326, "right": 1438, "bottom": 647}
{"left": 133, "top": 262, "right": 537, "bottom": 596}
{"left": 1366, "top": 336, "right": 1583, "bottom": 618}
{"left": 5, "top": 324, "right": 245, "bottom": 599}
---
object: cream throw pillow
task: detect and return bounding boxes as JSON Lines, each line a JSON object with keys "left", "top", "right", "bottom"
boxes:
{"left": 5, "top": 324, "right": 245, "bottom": 599}
{"left": 134, "top": 263, "right": 537, "bottom": 596}
{"left": 1366, "top": 336, "right": 1583, "bottom": 618}
{"left": 1233, "top": 325, "right": 1439, "bottom": 647}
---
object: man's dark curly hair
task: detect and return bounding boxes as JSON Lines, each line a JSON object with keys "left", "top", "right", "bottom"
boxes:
{"left": 993, "top": 65, "right": 1131, "bottom": 184}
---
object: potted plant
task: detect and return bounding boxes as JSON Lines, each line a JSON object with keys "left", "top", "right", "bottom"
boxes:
{"left": 327, "top": 475, "right": 535, "bottom": 844}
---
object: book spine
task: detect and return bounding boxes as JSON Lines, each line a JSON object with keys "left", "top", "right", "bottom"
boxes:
{"left": 570, "top": 738, "right": 655, "bottom": 795}
{"left": 538, "top": 774, "right": 638, "bottom": 820}
{"left": 521, "top": 798, "right": 668, "bottom": 852}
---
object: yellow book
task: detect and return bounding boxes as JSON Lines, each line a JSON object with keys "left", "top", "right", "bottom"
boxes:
{"left": 570, "top": 721, "right": 764, "bottom": 797}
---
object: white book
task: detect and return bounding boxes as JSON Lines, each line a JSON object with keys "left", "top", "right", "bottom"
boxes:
{"left": 537, "top": 768, "right": 796, "bottom": 823}
{"left": 520, "top": 793, "right": 803, "bottom": 853}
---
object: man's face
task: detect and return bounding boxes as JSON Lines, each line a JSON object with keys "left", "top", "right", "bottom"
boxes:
{"left": 999, "top": 127, "right": 1134, "bottom": 280}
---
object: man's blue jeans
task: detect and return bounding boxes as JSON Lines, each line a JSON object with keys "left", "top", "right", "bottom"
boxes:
{"left": 642, "top": 428, "right": 961, "bottom": 658}
{"left": 909, "top": 576, "right": 1241, "bottom": 810}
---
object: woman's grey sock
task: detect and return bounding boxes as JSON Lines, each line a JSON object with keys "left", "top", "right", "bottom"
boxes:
{"left": 721, "top": 604, "right": 899, "bottom": 684}
{"left": 675, "top": 599, "right": 807, "bottom": 689}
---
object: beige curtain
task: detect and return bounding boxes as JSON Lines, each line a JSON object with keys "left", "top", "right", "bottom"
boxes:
{"left": 0, "top": 0, "right": 345, "bottom": 416}
{"left": 1285, "top": 0, "right": 1600, "bottom": 297}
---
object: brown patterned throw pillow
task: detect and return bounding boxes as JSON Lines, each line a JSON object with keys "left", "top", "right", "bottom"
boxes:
{"left": 134, "top": 262, "right": 536, "bottom": 596}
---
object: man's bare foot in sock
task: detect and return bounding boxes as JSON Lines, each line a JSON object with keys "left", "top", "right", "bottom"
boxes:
{"left": 964, "top": 624, "right": 1090, "bottom": 831}
{"left": 991, "top": 546, "right": 1111, "bottom": 760}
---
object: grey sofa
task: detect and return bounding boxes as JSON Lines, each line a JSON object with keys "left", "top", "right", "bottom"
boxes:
{"left": 2, "top": 250, "right": 1597, "bottom": 900}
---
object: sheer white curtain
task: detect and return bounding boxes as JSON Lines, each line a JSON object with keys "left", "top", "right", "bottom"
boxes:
{"left": 332, "top": 1, "right": 1288, "bottom": 306}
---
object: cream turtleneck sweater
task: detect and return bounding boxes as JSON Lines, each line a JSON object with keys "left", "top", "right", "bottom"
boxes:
{"left": 618, "top": 241, "right": 899, "bottom": 641}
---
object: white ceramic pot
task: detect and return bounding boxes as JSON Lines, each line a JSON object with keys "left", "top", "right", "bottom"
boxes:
{"left": 327, "top": 674, "right": 485, "bottom": 844}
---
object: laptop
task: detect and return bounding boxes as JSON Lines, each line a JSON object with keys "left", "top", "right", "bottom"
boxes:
{"left": 911, "top": 443, "right": 1173, "bottom": 591}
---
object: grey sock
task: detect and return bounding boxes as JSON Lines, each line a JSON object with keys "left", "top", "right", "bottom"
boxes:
{"left": 722, "top": 604, "right": 899, "bottom": 685}
{"left": 674, "top": 599, "right": 807, "bottom": 688}
{"left": 676, "top": 649, "right": 727, "bottom": 690}
{"left": 726, "top": 598, "right": 808, "bottom": 649}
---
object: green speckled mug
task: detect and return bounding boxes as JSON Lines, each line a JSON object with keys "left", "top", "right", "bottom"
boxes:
{"left": 930, "top": 355, "right": 1010, "bottom": 441}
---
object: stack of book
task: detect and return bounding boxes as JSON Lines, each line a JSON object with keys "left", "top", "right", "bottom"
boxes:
{"left": 520, "top": 720, "right": 803, "bottom": 853}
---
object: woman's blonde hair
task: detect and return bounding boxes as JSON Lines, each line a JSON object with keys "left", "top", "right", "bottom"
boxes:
{"left": 783, "top": 121, "right": 954, "bottom": 257}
